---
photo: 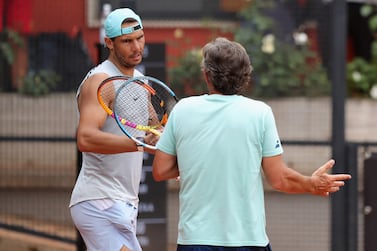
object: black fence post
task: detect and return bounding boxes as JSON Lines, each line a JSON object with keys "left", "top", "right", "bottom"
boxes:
{"left": 345, "top": 143, "right": 358, "bottom": 251}
{"left": 364, "top": 152, "right": 377, "bottom": 251}
{"left": 329, "top": 0, "right": 348, "bottom": 250}
{"left": 76, "top": 149, "right": 86, "bottom": 251}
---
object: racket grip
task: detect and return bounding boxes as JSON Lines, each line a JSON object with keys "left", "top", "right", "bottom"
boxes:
{"left": 135, "top": 137, "right": 144, "bottom": 146}
{"left": 149, "top": 128, "right": 161, "bottom": 136}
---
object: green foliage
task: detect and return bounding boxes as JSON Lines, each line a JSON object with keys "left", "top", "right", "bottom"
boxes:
{"left": 169, "top": 48, "right": 207, "bottom": 98}
{"left": 0, "top": 28, "right": 24, "bottom": 64}
{"left": 168, "top": 0, "right": 330, "bottom": 98}
{"left": 346, "top": 4, "right": 377, "bottom": 98}
{"left": 362, "top": 4, "right": 377, "bottom": 32}
{"left": 346, "top": 58, "right": 377, "bottom": 97}
{"left": 169, "top": 0, "right": 330, "bottom": 98}
{"left": 235, "top": 0, "right": 330, "bottom": 98}
{"left": 19, "top": 70, "right": 62, "bottom": 96}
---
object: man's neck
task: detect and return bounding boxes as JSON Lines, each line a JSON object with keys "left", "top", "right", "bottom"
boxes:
{"left": 108, "top": 57, "right": 135, "bottom": 77}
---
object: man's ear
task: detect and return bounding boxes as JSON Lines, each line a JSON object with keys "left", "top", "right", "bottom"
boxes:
{"left": 203, "top": 70, "right": 209, "bottom": 84}
{"left": 203, "top": 71, "right": 213, "bottom": 93}
{"left": 104, "top": 37, "right": 113, "bottom": 50}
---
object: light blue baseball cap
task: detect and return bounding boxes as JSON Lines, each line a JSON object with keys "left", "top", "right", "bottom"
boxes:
{"left": 104, "top": 8, "right": 143, "bottom": 38}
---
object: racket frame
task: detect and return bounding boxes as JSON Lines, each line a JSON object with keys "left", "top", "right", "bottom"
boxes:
{"left": 113, "top": 75, "right": 178, "bottom": 149}
{"left": 97, "top": 75, "right": 131, "bottom": 118}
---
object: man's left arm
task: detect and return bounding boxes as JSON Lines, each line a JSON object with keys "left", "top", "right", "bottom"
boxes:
{"left": 152, "top": 150, "right": 179, "bottom": 181}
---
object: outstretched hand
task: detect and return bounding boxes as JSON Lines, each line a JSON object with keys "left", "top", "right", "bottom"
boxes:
{"left": 310, "top": 159, "right": 352, "bottom": 196}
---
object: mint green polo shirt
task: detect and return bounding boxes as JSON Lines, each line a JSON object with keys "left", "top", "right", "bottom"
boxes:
{"left": 157, "top": 94, "right": 283, "bottom": 247}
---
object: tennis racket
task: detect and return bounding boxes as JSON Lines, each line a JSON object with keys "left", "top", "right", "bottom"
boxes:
{"left": 97, "top": 75, "right": 131, "bottom": 119}
{"left": 99, "top": 75, "right": 178, "bottom": 149}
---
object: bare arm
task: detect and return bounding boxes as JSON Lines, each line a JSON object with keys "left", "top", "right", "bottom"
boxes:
{"left": 76, "top": 73, "right": 139, "bottom": 154}
{"left": 262, "top": 155, "right": 352, "bottom": 196}
{"left": 152, "top": 150, "right": 179, "bottom": 181}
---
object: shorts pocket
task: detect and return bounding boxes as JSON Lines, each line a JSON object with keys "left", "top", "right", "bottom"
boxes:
{"left": 110, "top": 201, "right": 138, "bottom": 232}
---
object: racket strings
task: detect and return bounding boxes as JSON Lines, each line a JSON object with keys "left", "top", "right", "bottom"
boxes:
{"left": 98, "top": 78, "right": 128, "bottom": 116}
{"left": 98, "top": 75, "right": 177, "bottom": 149}
{"left": 149, "top": 82, "right": 177, "bottom": 125}
{"left": 112, "top": 76, "right": 178, "bottom": 146}
{"left": 98, "top": 83, "right": 115, "bottom": 115}
{"left": 114, "top": 82, "right": 155, "bottom": 137}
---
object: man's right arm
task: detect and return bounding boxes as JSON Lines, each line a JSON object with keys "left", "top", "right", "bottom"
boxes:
{"left": 76, "top": 73, "right": 139, "bottom": 154}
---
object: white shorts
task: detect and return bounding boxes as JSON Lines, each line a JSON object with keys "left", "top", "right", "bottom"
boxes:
{"left": 70, "top": 200, "right": 142, "bottom": 251}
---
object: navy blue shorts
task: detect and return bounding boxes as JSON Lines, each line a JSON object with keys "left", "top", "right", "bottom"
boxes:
{"left": 177, "top": 244, "right": 272, "bottom": 251}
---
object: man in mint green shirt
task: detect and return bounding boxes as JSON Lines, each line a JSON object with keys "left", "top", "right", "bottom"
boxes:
{"left": 152, "top": 37, "right": 351, "bottom": 251}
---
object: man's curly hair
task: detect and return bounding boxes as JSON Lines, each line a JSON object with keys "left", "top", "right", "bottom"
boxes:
{"left": 201, "top": 37, "right": 253, "bottom": 95}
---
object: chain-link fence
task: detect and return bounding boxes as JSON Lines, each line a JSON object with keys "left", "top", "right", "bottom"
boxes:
{"left": 1, "top": 1, "right": 377, "bottom": 251}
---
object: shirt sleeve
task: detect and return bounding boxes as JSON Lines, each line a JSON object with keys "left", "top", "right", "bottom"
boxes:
{"left": 155, "top": 106, "right": 177, "bottom": 156}
{"left": 262, "top": 106, "right": 284, "bottom": 157}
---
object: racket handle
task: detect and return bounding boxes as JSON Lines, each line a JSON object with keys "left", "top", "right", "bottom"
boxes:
{"left": 149, "top": 128, "right": 161, "bottom": 136}
{"left": 136, "top": 137, "right": 144, "bottom": 146}
{"left": 135, "top": 137, "right": 145, "bottom": 151}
